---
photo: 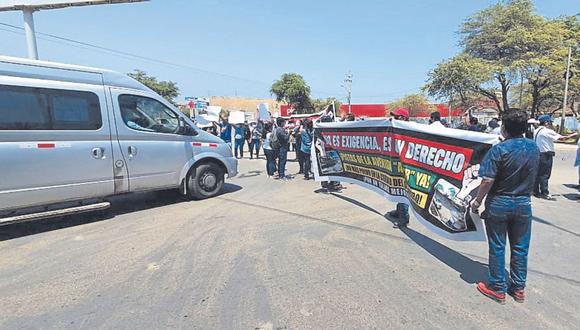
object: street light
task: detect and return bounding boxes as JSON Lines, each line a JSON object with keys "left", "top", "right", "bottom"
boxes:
{"left": 0, "top": 0, "right": 149, "bottom": 60}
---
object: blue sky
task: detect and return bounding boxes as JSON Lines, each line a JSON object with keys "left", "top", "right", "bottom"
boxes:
{"left": 0, "top": 0, "right": 576, "bottom": 103}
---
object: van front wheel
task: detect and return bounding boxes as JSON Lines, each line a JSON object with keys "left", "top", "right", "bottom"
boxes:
{"left": 187, "top": 163, "right": 224, "bottom": 200}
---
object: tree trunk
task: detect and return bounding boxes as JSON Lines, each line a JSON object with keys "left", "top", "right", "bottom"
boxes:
{"left": 476, "top": 87, "right": 502, "bottom": 112}
{"left": 497, "top": 73, "right": 510, "bottom": 112}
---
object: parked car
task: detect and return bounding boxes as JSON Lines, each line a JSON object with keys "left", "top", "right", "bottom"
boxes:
{"left": 0, "top": 56, "right": 237, "bottom": 225}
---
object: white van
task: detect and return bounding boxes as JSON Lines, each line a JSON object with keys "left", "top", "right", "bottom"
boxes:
{"left": 0, "top": 56, "right": 237, "bottom": 225}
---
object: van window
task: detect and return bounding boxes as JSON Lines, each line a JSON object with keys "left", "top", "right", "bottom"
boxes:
{"left": 0, "top": 85, "right": 102, "bottom": 130}
{"left": 119, "top": 94, "right": 180, "bottom": 134}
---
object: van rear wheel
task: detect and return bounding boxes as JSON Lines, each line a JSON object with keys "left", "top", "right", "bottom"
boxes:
{"left": 187, "top": 163, "right": 224, "bottom": 200}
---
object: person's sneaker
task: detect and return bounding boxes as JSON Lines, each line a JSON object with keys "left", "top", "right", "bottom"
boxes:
{"left": 539, "top": 194, "right": 555, "bottom": 201}
{"left": 477, "top": 282, "right": 506, "bottom": 304}
{"left": 508, "top": 287, "right": 525, "bottom": 303}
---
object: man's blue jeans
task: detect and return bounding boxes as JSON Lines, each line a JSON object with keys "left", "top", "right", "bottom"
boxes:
{"left": 278, "top": 146, "right": 288, "bottom": 178}
{"left": 250, "top": 139, "right": 261, "bottom": 158}
{"left": 234, "top": 139, "right": 244, "bottom": 158}
{"left": 483, "top": 195, "right": 532, "bottom": 293}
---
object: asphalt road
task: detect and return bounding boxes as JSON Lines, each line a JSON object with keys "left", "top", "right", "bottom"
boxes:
{"left": 1, "top": 145, "right": 579, "bottom": 329}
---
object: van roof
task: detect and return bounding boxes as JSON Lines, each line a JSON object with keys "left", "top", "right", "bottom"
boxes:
{"left": 0, "top": 55, "right": 150, "bottom": 92}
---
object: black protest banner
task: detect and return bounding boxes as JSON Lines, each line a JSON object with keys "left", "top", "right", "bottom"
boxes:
{"left": 312, "top": 119, "right": 499, "bottom": 241}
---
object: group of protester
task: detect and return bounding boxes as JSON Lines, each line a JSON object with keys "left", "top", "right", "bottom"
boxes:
{"left": 204, "top": 115, "right": 314, "bottom": 182}
{"left": 203, "top": 106, "right": 579, "bottom": 305}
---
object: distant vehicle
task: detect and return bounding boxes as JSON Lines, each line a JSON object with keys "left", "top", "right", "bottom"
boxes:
{"left": 0, "top": 56, "right": 237, "bottom": 225}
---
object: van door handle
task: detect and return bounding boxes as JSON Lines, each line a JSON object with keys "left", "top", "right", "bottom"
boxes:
{"left": 128, "top": 146, "right": 137, "bottom": 158}
{"left": 92, "top": 147, "right": 105, "bottom": 159}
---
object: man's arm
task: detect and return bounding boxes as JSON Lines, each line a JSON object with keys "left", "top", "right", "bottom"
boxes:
{"left": 471, "top": 178, "right": 495, "bottom": 212}
{"left": 557, "top": 132, "right": 580, "bottom": 141}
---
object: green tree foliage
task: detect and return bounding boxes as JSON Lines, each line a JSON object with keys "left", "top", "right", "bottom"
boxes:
{"left": 128, "top": 70, "right": 180, "bottom": 104}
{"left": 387, "top": 94, "right": 434, "bottom": 117}
{"left": 425, "top": 0, "right": 579, "bottom": 116}
{"left": 460, "top": 0, "right": 545, "bottom": 111}
{"left": 311, "top": 97, "right": 342, "bottom": 113}
{"left": 424, "top": 54, "right": 496, "bottom": 109}
{"left": 270, "top": 73, "right": 312, "bottom": 114}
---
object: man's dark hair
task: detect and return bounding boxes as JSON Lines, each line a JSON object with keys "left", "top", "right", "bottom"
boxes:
{"left": 501, "top": 109, "right": 528, "bottom": 137}
{"left": 264, "top": 122, "right": 273, "bottom": 133}
{"left": 303, "top": 118, "right": 313, "bottom": 130}
{"left": 276, "top": 117, "right": 285, "bottom": 127}
{"left": 430, "top": 111, "right": 441, "bottom": 121}
{"left": 469, "top": 117, "right": 478, "bottom": 124}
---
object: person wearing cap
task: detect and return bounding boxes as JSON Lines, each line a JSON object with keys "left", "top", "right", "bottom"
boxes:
{"left": 429, "top": 111, "right": 445, "bottom": 129}
{"left": 388, "top": 108, "right": 411, "bottom": 228}
{"left": 533, "top": 114, "right": 579, "bottom": 200}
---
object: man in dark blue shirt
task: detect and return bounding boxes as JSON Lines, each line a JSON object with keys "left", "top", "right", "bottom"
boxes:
{"left": 471, "top": 109, "right": 539, "bottom": 304}
{"left": 219, "top": 119, "right": 232, "bottom": 147}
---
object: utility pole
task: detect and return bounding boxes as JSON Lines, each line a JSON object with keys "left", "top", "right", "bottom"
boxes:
{"left": 560, "top": 46, "right": 572, "bottom": 134}
{"left": 448, "top": 94, "right": 453, "bottom": 127}
{"left": 342, "top": 71, "right": 353, "bottom": 113}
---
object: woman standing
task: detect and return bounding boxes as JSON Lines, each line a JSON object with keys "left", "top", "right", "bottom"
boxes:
{"left": 262, "top": 123, "right": 277, "bottom": 177}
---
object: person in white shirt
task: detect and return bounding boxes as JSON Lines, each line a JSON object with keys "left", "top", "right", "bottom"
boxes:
{"left": 533, "top": 114, "right": 579, "bottom": 199}
{"left": 429, "top": 111, "right": 446, "bottom": 129}
{"left": 486, "top": 118, "right": 502, "bottom": 135}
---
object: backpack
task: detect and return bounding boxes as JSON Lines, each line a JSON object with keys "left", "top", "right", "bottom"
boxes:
{"left": 270, "top": 127, "right": 281, "bottom": 149}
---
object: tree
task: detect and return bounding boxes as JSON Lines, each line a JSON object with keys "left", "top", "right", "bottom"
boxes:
{"left": 311, "top": 97, "right": 342, "bottom": 114}
{"left": 387, "top": 94, "right": 434, "bottom": 117}
{"left": 128, "top": 70, "right": 180, "bottom": 104}
{"left": 459, "top": 0, "right": 545, "bottom": 111}
{"left": 270, "top": 73, "right": 312, "bottom": 114}
{"left": 424, "top": 54, "right": 498, "bottom": 109}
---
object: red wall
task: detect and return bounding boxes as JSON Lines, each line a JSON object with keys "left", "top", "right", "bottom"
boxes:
{"left": 339, "top": 104, "right": 386, "bottom": 117}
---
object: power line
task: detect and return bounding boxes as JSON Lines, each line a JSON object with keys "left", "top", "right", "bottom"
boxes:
{"left": 0, "top": 21, "right": 278, "bottom": 86}
{"left": 0, "top": 22, "right": 408, "bottom": 99}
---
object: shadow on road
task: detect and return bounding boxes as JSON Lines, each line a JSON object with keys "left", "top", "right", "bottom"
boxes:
{"left": 329, "top": 192, "right": 488, "bottom": 284}
{"left": 561, "top": 193, "right": 580, "bottom": 201}
{"left": 330, "top": 193, "right": 384, "bottom": 216}
{"left": 400, "top": 227, "right": 488, "bottom": 284}
{"left": 532, "top": 215, "right": 580, "bottom": 238}
{"left": 563, "top": 184, "right": 580, "bottom": 190}
{"left": 0, "top": 183, "right": 242, "bottom": 242}
{"left": 237, "top": 170, "right": 263, "bottom": 179}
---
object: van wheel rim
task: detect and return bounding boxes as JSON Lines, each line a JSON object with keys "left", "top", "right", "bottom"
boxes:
{"left": 200, "top": 172, "right": 217, "bottom": 190}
